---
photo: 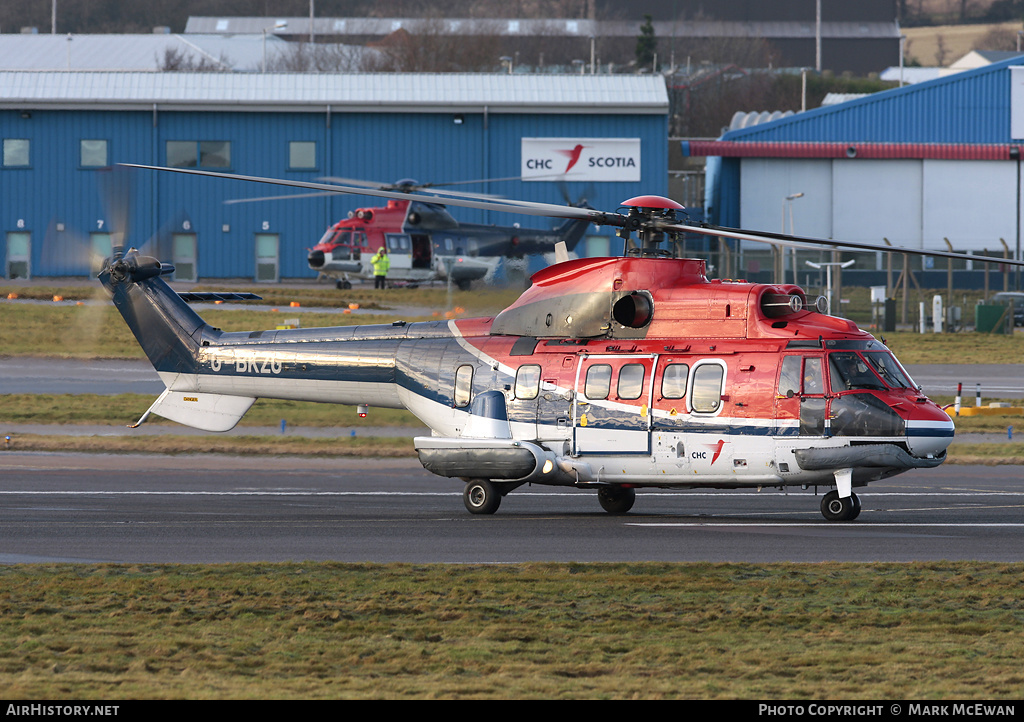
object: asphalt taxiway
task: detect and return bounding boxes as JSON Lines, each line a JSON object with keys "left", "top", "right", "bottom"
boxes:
{"left": 2, "top": 452, "right": 1023, "bottom": 564}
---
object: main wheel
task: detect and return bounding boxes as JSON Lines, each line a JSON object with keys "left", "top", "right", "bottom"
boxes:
{"left": 464, "top": 479, "right": 501, "bottom": 515}
{"left": 598, "top": 486, "right": 636, "bottom": 514}
{"left": 820, "top": 490, "right": 860, "bottom": 521}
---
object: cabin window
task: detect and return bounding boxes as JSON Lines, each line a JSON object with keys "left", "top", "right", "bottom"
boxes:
{"left": 617, "top": 363, "right": 646, "bottom": 400}
{"left": 514, "top": 364, "right": 541, "bottom": 400}
{"left": 691, "top": 363, "right": 725, "bottom": 413}
{"left": 386, "top": 234, "right": 411, "bottom": 253}
{"left": 803, "top": 357, "right": 824, "bottom": 395}
{"left": 779, "top": 356, "right": 801, "bottom": 397}
{"left": 454, "top": 365, "right": 474, "bottom": 407}
{"left": 661, "top": 363, "right": 689, "bottom": 399}
{"left": 584, "top": 364, "right": 612, "bottom": 400}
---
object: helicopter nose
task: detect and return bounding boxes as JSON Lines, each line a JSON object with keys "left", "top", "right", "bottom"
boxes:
{"left": 308, "top": 250, "right": 325, "bottom": 269}
{"left": 905, "top": 411, "right": 955, "bottom": 458}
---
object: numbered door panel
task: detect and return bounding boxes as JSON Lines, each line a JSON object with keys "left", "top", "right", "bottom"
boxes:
{"left": 6, "top": 231, "right": 30, "bottom": 279}
{"left": 172, "top": 233, "right": 197, "bottom": 282}
{"left": 573, "top": 355, "right": 655, "bottom": 454}
{"left": 255, "top": 233, "right": 279, "bottom": 282}
{"left": 89, "top": 233, "right": 112, "bottom": 279}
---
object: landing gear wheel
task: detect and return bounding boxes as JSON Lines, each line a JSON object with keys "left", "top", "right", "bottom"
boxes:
{"left": 464, "top": 479, "right": 501, "bottom": 515}
{"left": 820, "top": 490, "right": 860, "bottom": 521}
{"left": 598, "top": 486, "right": 636, "bottom": 514}
{"left": 336, "top": 280, "right": 352, "bottom": 290}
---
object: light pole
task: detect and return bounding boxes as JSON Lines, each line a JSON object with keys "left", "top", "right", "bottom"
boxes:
{"left": 806, "top": 259, "right": 854, "bottom": 315}
{"left": 899, "top": 35, "right": 907, "bottom": 87}
{"left": 783, "top": 192, "right": 804, "bottom": 285}
{"left": 263, "top": 20, "right": 288, "bottom": 73}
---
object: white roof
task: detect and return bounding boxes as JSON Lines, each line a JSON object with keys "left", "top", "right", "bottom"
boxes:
{"left": 185, "top": 16, "right": 899, "bottom": 40}
{"left": 0, "top": 71, "right": 668, "bottom": 114}
{"left": 0, "top": 33, "right": 289, "bottom": 72}
{"left": 879, "top": 66, "right": 942, "bottom": 84}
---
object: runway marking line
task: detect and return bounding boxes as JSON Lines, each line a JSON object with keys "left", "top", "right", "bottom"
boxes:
{"left": 2, "top": 490, "right": 1024, "bottom": 497}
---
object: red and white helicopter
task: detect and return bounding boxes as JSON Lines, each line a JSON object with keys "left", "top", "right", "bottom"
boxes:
{"left": 105, "top": 163, "right": 1010, "bottom": 520}
{"left": 234, "top": 177, "right": 593, "bottom": 290}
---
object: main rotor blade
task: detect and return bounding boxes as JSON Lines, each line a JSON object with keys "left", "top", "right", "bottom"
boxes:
{"left": 669, "top": 222, "right": 1024, "bottom": 268}
{"left": 320, "top": 176, "right": 509, "bottom": 200}
{"left": 121, "top": 164, "right": 613, "bottom": 224}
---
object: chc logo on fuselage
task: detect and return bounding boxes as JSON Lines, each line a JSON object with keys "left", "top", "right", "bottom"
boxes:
{"left": 691, "top": 439, "right": 727, "bottom": 465}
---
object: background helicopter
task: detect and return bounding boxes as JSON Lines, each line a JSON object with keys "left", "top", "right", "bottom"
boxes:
{"left": 113, "top": 163, "right": 1024, "bottom": 520}
{"left": 230, "top": 176, "right": 595, "bottom": 289}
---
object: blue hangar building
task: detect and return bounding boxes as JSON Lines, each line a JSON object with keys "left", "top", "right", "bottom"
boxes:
{"left": 688, "top": 54, "right": 1024, "bottom": 289}
{"left": 1, "top": 71, "right": 668, "bottom": 282}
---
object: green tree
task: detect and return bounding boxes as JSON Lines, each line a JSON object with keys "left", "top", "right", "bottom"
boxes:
{"left": 636, "top": 14, "right": 657, "bottom": 70}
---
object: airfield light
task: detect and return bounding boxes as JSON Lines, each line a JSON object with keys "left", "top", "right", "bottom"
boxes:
{"left": 357, "top": 404, "right": 369, "bottom": 418}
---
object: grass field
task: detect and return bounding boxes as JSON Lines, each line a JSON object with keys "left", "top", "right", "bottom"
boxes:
{"left": 904, "top": 21, "right": 1022, "bottom": 67}
{"left": 3, "top": 286, "right": 1024, "bottom": 361}
{"left": 1, "top": 562, "right": 1023, "bottom": 700}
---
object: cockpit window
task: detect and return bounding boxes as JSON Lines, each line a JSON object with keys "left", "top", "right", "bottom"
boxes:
{"left": 829, "top": 352, "right": 886, "bottom": 391}
{"left": 862, "top": 352, "right": 915, "bottom": 389}
{"left": 318, "top": 228, "right": 341, "bottom": 245}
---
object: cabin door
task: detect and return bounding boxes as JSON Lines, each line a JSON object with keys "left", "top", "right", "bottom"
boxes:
{"left": 572, "top": 354, "right": 656, "bottom": 455}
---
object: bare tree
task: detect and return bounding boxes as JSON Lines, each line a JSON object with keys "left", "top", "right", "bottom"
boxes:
{"left": 935, "top": 34, "right": 950, "bottom": 66}
{"left": 360, "top": 17, "right": 504, "bottom": 72}
{"left": 158, "top": 46, "right": 232, "bottom": 72}
{"left": 266, "top": 41, "right": 366, "bottom": 72}
{"left": 973, "top": 26, "right": 1020, "bottom": 52}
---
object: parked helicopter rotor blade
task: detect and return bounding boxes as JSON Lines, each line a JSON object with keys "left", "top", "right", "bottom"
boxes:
{"left": 121, "top": 164, "right": 617, "bottom": 224}
{"left": 663, "top": 222, "right": 1024, "bottom": 268}
{"left": 225, "top": 185, "right": 509, "bottom": 205}
{"left": 224, "top": 191, "right": 339, "bottom": 205}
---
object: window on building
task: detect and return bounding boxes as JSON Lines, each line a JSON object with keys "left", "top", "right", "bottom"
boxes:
{"left": 200, "top": 141, "right": 230, "bottom": 168}
{"left": 80, "top": 139, "right": 108, "bottom": 168}
{"left": 289, "top": 141, "right": 316, "bottom": 169}
{"left": 167, "top": 141, "right": 231, "bottom": 169}
{"left": 3, "top": 139, "right": 30, "bottom": 167}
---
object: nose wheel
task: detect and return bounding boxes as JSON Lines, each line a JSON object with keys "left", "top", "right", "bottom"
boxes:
{"left": 820, "top": 490, "right": 861, "bottom": 521}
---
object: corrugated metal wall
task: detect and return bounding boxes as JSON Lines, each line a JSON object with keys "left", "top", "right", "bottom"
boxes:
{"left": 721, "top": 58, "right": 1018, "bottom": 145}
{"left": 2, "top": 105, "right": 666, "bottom": 280}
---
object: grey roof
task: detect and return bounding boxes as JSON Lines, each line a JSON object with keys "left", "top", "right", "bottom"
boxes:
{"left": 0, "top": 33, "right": 289, "bottom": 72}
{"left": 185, "top": 16, "right": 900, "bottom": 40}
{"left": 0, "top": 71, "right": 668, "bottom": 114}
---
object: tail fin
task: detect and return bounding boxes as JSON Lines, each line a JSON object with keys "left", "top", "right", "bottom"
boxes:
{"left": 99, "top": 248, "right": 205, "bottom": 375}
